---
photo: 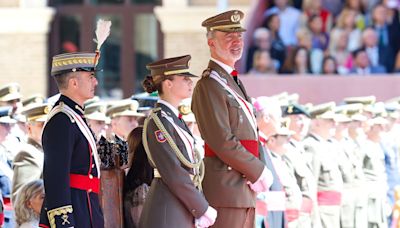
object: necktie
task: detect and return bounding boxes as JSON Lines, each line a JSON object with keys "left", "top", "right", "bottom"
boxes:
{"left": 231, "top": 70, "right": 238, "bottom": 84}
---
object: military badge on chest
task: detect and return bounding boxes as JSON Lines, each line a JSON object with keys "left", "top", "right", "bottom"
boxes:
{"left": 155, "top": 130, "right": 166, "bottom": 143}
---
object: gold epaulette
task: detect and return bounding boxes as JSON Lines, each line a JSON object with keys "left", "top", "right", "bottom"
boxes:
{"left": 202, "top": 68, "right": 211, "bottom": 78}
{"left": 47, "top": 205, "right": 73, "bottom": 228}
{"left": 47, "top": 102, "right": 75, "bottom": 124}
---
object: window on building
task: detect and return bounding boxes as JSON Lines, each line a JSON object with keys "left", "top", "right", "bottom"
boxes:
{"left": 48, "top": 0, "right": 162, "bottom": 98}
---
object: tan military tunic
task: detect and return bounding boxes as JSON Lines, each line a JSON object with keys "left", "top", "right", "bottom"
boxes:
{"left": 192, "top": 60, "right": 265, "bottom": 228}
{"left": 331, "top": 137, "right": 368, "bottom": 228}
{"left": 139, "top": 102, "right": 209, "bottom": 228}
{"left": 361, "top": 140, "right": 388, "bottom": 228}
{"left": 12, "top": 138, "right": 43, "bottom": 203}
{"left": 270, "top": 151, "right": 302, "bottom": 228}
{"left": 303, "top": 134, "right": 343, "bottom": 228}
{"left": 285, "top": 139, "right": 321, "bottom": 228}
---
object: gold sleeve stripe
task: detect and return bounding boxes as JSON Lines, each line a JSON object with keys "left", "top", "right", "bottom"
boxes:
{"left": 47, "top": 205, "right": 73, "bottom": 228}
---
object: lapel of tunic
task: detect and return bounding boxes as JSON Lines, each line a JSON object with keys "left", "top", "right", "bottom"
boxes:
{"left": 208, "top": 60, "right": 250, "bottom": 102}
{"left": 157, "top": 103, "right": 193, "bottom": 162}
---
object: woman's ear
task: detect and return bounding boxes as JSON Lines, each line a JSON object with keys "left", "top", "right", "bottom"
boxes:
{"left": 26, "top": 200, "right": 32, "bottom": 209}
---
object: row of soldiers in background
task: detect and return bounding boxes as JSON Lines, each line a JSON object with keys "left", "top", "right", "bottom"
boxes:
{"left": 3, "top": 79, "right": 400, "bottom": 228}
{"left": 0, "top": 82, "right": 160, "bottom": 227}
{"left": 253, "top": 93, "right": 400, "bottom": 228}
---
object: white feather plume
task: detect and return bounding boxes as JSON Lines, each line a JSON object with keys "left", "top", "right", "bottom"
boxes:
{"left": 94, "top": 19, "right": 112, "bottom": 51}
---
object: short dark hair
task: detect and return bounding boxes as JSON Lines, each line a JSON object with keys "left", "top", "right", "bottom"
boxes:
{"left": 53, "top": 72, "right": 76, "bottom": 90}
{"left": 352, "top": 47, "right": 366, "bottom": 58}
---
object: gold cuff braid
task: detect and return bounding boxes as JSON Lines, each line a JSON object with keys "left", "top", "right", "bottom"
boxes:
{"left": 47, "top": 205, "right": 73, "bottom": 228}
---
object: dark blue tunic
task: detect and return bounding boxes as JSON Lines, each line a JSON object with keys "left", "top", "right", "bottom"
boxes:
{"left": 39, "top": 95, "right": 104, "bottom": 228}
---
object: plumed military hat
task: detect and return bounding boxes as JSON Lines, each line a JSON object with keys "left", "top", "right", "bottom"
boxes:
{"left": 309, "top": 102, "right": 336, "bottom": 119}
{"left": 21, "top": 103, "right": 51, "bottom": 122}
{"left": 146, "top": 55, "right": 197, "bottom": 77}
{"left": 51, "top": 52, "right": 98, "bottom": 76}
{"left": 22, "top": 94, "right": 45, "bottom": 107}
{"left": 282, "top": 103, "right": 310, "bottom": 118}
{"left": 0, "top": 83, "right": 22, "bottom": 102}
{"left": 106, "top": 99, "right": 145, "bottom": 118}
{"left": 202, "top": 10, "right": 246, "bottom": 32}
{"left": 84, "top": 102, "right": 108, "bottom": 122}
{"left": 0, "top": 106, "right": 16, "bottom": 124}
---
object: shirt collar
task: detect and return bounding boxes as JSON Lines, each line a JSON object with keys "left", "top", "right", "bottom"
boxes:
{"left": 158, "top": 99, "right": 179, "bottom": 118}
{"left": 210, "top": 57, "right": 235, "bottom": 74}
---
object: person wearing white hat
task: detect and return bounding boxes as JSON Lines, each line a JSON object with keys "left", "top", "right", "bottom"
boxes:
{"left": 362, "top": 116, "right": 389, "bottom": 228}
{"left": 267, "top": 127, "right": 303, "bottom": 228}
{"left": 303, "top": 102, "right": 344, "bottom": 228}
{"left": 12, "top": 103, "right": 50, "bottom": 204}
{"left": 0, "top": 106, "right": 17, "bottom": 228}
{"left": 84, "top": 102, "right": 108, "bottom": 142}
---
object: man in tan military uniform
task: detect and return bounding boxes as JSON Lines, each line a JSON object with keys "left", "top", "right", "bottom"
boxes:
{"left": 192, "top": 10, "right": 273, "bottom": 228}
{"left": 282, "top": 104, "right": 322, "bottom": 228}
{"left": 253, "top": 96, "right": 286, "bottom": 228}
{"left": 12, "top": 103, "right": 50, "bottom": 203}
{"left": 99, "top": 100, "right": 144, "bottom": 227}
{"left": 267, "top": 127, "right": 303, "bottom": 228}
{"left": 84, "top": 101, "right": 108, "bottom": 142}
{"left": 100, "top": 99, "right": 144, "bottom": 169}
{"left": 303, "top": 102, "right": 344, "bottom": 228}
{"left": 0, "top": 83, "right": 23, "bottom": 117}
{"left": 362, "top": 116, "right": 389, "bottom": 228}
{"left": 332, "top": 104, "right": 368, "bottom": 228}
{"left": 0, "top": 84, "right": 24, "bottom": 155}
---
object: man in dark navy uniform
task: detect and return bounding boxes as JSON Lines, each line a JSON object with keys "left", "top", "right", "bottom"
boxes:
{"left": 39, "top": 52, "right": 104, "bottom": 228}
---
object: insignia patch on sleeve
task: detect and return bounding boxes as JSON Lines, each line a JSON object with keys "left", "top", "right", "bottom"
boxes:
{"left": 155, "top": 130, "right": 166, "bottom": 143}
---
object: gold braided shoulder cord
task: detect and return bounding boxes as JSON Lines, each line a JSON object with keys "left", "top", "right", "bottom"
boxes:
{"left": 46, "top": 102, "right": 76, "bottom": 124}
{"left": 142, "top": 108, "right": 205, "bottom": 190}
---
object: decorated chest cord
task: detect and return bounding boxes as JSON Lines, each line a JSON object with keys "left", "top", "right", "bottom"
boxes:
{"left": 142, "top": 108, "right": 205, "bottom": 191}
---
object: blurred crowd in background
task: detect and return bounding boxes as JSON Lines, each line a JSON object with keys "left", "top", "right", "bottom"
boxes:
{"left": 246, "top": 0, "right": 400, "bottom": 75}
{"left": 1, "top": 80, "right": 400, "bottom": 227}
